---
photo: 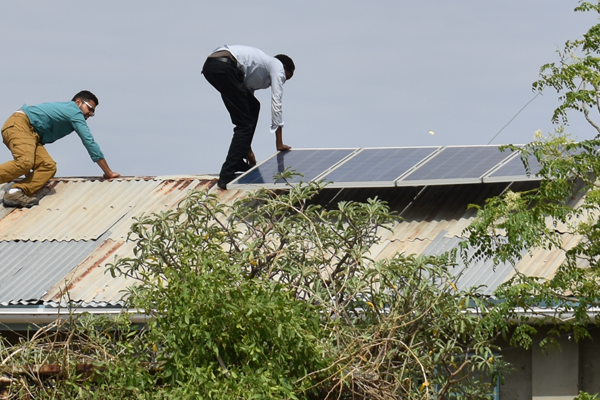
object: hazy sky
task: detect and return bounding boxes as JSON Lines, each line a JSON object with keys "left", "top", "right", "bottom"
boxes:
{"left": 0, "top": 1, "right": 596, "bottom": 178}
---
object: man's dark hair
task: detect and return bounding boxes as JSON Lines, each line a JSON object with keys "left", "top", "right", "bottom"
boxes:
{"left": 274, "top": 54, "right": 295, "bottom": 72}
{"left": 72, "top": 90, "right": 99, "bottom": 106}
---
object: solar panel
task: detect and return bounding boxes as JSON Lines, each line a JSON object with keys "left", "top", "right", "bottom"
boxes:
{"left": 320, "top": 147, "right": 441, "bottom": 188}
{"left": 229, "top": 148, "right": 358, "bottom": 188}
{"left": 483, "top": 153, "right": 542, "bottom": 183}
{"left": 397, "top": 146, "right": 514, "bottom": 186}
{"left": 227, "top": 145, "right": 545, "bottom": 190}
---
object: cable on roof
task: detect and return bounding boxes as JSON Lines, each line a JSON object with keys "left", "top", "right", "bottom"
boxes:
{"left": 487, "top": 93, "right": 540, "bottom": 145}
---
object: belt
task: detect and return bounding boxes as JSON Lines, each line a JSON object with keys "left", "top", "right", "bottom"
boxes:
{"left": 208, "top": 56, "right": 237, "bottom": 66}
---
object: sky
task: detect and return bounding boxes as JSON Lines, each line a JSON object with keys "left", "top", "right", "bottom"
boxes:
{"left": 0, "top": 1, "right": 597, "bottom": 178}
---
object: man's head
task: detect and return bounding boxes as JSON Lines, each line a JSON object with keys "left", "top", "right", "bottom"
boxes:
{"left": 275, "top": 54, "right": 295, "bottom": 80}
{"left": 72, "top": 90, "right": 99, "bottom": 120}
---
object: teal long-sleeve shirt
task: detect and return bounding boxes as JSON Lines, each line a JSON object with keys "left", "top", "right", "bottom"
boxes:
{"left": 22, "top": 101, "right": 105, "bottom": 162}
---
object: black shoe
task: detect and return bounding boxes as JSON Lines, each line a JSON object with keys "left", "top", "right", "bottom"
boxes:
{"left": 217, "top": 175, "right": 235, "bottom": 190}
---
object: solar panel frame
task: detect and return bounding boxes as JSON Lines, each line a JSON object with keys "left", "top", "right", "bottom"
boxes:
{"left": 396, "top": 145, "right": 515, "bottom": 187}
{"left": 318, "top": 146, "right": 443, "bottom": 188}
{"left": 228, "top": 148, "right": 360, "bottom": 190}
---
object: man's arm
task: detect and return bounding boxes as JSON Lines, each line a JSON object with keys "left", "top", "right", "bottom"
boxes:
{"left": 275, "top": 126, "right": 291, "bottom": 151}
{"left": 269, "top": 63, "right": 290, "bottom": 151}
{"left": 97, "top": 158, "right": 120, "bottom": 179}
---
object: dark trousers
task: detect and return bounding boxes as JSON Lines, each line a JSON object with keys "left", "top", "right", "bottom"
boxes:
{"left": 202, "top": 58, "right": 260, "bottom": 182}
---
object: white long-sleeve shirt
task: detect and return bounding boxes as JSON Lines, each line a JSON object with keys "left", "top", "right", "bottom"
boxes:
{"left": 213, "top": 45, "right": 286, "bottom": 134}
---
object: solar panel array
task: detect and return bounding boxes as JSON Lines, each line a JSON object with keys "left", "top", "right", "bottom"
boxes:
{"left": 229, "top": 146, "right": 543, "bottom": 189}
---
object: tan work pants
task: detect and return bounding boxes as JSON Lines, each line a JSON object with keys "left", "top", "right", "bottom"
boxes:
{"left": 0, "top": 113, "right": 57, "bottom": 196}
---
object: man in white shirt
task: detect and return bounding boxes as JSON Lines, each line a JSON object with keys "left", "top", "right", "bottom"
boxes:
{"left": 202, "top": 45, "right": 295, "bottom": 189}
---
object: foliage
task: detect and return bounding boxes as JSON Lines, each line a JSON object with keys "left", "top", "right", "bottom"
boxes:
{"left": 533, "top": 1, "right": 600, "bottom": 132}
{"left": 463, "top": 135, "right": 600, "bottom": 348}
{"left": 0, "top": 177, "right": 511, "bottom": 400}
{"left": 100, "top": 177, "right": 508, "bottom": 400}
{"left": 575, "top": 391, "right": 600, "bottom": 400}
{"left": 464, "top": 0, "right": 600, "bottom": 347}
{"left": 0, "top": 307, "right": 154, "bottom": 399}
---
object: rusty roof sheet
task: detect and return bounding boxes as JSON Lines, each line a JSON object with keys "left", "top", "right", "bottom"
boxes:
{"left": 0, "top": 177, "right": 214, "bottom": 242}
{"left": 41, "top": 239, "right": 137, "bottom": 305}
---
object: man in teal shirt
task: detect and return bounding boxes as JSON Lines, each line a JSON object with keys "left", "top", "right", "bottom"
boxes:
{"left": 0, "top": 90, "right": 120, "bottom": 208}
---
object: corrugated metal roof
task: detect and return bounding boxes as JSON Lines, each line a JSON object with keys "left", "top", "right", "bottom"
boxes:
{"left": 106, "top": 178, "right": 216, "bottom": 241}
{"left": 0, "top": 175, "right": 241, "bottom": 306}
{"left": 422, "top": 235, "right": 518, "bottom": 296}
{"left": 0, "top": 234, "right": 106, "bottom": 305}
{"left": 42, "top": 239, "right": 137, "bottom": 305}
{"left": 319, "top": 181, "right": 589, "bottom": 295}
{"left": 0, "top": 178, "right": 162, "bottom": 242}
{"left": 0, "top": 174, "right": 589, "bottom": 310}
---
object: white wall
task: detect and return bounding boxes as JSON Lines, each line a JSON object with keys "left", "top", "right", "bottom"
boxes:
{"left": 532, "top": 335, "right": 578, "bottom": 400}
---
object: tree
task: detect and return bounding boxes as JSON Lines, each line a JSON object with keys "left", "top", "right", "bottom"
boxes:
{"left": 532, "top": 1, "right": 600, "bottom": 133}
{"left": 0, "top": 178, "right": 510, "bottom": 399}
{"left": 104, "top": 179, "right": 508, "bottom": 399}
{"left": 464, "top": 0, "right": 600, "bottom": 347}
